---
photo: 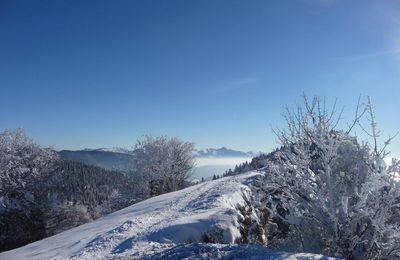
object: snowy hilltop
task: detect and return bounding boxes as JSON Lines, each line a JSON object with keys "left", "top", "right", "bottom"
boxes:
{"left": 2, "top": 96, "right": 399, "bottom": 259}
{"left": 0, "top": 172, "right": 337, "bottom": 260}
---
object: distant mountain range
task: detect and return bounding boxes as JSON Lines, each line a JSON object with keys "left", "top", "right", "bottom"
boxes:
{"left": 58, "top": 147, "right": 259, "bottom": 171}
{"left": 193, "top": 147, "right": 258, "bottom": 158}
{"left": 70, "top": 147, "right": 258, "bottom": 158}
{"left": 89, "top": 147, "right": 135, "bottom": 154}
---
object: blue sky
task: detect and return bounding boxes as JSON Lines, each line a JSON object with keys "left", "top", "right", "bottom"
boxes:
{"left": 1, "top": 0, "right": 400, "bottom": 155}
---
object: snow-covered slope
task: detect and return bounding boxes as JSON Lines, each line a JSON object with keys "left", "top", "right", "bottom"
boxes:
{"left": 1, "top": 172, "right": 338, "bottom": 260}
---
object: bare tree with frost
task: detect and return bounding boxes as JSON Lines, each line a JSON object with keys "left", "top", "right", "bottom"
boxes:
{"left": 132, "top": 135, "right": 195, "bottom": 198}
{"left": 254, "top": 96, "right": 400, "bottom": 259}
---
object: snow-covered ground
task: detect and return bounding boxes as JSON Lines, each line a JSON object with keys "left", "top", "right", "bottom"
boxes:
{"left": 1, "top": 172, "right": 339, "bottom": 260}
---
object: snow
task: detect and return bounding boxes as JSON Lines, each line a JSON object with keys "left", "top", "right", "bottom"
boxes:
{"left": 145, "top": 243, "right": 338, "bottom": 259}
{"left": 1, "top": 172, "right": 339, "bottom": 260}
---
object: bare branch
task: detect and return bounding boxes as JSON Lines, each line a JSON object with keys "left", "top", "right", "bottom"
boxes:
{"left": 347, "top": 94, "right": 367, "bottom": 134}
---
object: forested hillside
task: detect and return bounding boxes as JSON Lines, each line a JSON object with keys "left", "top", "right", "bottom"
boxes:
{"left": 58, "top": 150, "right": 135, "bottom": 171}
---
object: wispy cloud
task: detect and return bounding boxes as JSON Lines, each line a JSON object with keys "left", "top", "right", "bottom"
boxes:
{"left": 341, "top": 49, "right": 400, "bottom": 62}
{"left": 213, "top": 77, "right": 260, "bottom": 93}
{"left": 231, "top": 77, "right": 259, "bottom": 86}
{"left": 395, "top": 36, "right": 400, "bottom": 46}
{"left": 374, "top": 1, "right": 400, "bottom": 51}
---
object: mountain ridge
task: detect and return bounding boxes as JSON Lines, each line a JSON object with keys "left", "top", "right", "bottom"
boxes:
{"left": 65, "top": 147, "right": 260, "bottom": 158}
{"left": 58, "top": 147, "right": 260, "bottom": 173}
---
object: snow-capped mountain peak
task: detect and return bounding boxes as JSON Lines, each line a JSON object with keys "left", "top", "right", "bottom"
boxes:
{"left": 194, "top": 147, "right": 257, "bottom": 158}
{"left": 95, "top": 147, "right": 134, "bottom": 154}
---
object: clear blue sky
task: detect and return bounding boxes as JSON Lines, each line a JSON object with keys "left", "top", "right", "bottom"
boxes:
{"left": 1, "top": 0, "right": 400, "bottom": 155}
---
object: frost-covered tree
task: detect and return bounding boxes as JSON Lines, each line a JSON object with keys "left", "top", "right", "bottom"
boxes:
{"left": 0, "top": 129, "right": 60, "bottom": 250}
{"left": 132, "top": 135, "right": 195, "bottom": 198}
{"left": 0, "top": 129, "right": 59, "bottom": 210}
{"left": 253, "top": 96, "right": 400, "bottom": 259}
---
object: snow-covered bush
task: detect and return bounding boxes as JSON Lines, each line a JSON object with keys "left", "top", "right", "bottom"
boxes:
{"left": 252, "top": 96, "right": 400, "bottom": 259}
{"left": 43, "top": 202, "right": 93, "bottom": 236}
